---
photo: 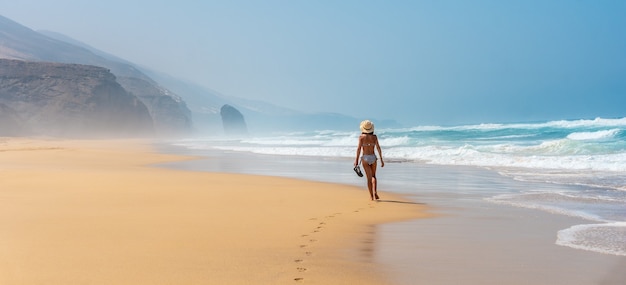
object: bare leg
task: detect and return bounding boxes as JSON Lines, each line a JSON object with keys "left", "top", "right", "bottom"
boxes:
{"left": 361, "top": 159, "right": 375, "bottom": 200}
{"left": 372, "top": 176, "right": 379, "bottom": 200}
{"left": 371, "top": 162, "right": 379, "bottom": 200}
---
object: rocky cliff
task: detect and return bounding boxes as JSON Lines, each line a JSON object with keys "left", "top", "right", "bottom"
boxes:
{"left": 220, "top": 104, "right": 248, "bottom": 136}
{"left": 0, "top": 102, "right": 24, "bottom": 136}
{"left": 0, "top": 59, "right": 154, "bottom": 137}
{"left": 0, "top": 15, "right": 192, "bottom": 136}
{"left": 117, "top": 76, "right": 191, "bottom": 135}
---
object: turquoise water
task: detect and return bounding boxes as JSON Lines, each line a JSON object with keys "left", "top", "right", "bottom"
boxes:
{"left": 169, "top": 117, "right": 626, "bottom": 256}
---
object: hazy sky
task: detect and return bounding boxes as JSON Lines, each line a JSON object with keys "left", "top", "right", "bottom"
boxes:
{"left": 2, "top": 0, "right": 625, "bottom": 125}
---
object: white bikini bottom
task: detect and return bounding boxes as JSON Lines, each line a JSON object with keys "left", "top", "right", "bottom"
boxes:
{"left": 361, "top": 154, "right": 377, "bottom": 165}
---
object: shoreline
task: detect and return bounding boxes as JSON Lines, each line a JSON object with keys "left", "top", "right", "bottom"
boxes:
{"left": 377, "top": 196, "right": 626, "bottom": 285}
{"left": 0, "top": 138, "right": 432, "bottom": 285}
{"left": 159, "top": 141, "right": 626, "bottom": 285}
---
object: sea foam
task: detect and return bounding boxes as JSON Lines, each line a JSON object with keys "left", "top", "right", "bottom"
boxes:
{"left": 567, "top": 129, "right": 621, "bottom": 141}
{"left": 557, "top": 222, "right": 626, "bottom": 256}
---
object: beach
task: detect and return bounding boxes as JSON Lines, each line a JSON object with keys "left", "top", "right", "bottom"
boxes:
{"left": 0, "top": 138, "right": 430, "bottom": 285}
{"left": 2, "top": 137, "right": 625, "bottom": 285}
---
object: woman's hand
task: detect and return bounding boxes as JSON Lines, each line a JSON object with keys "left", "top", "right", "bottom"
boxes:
{"left": 380, "top": 159, "right": 385, "bottom": 167}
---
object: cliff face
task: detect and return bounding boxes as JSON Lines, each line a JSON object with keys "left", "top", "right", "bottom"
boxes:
{"left": 0, "top": 59, "right": 154, "bottom": 137}
{"left": 0, "top": 15, "right": 192, "bottom": 136}
{"left": 220, "top": 104, "right": 248, "bottom": 136}
{"left": 117, "top": 77, "right": 191, "bottom": 135}
{"left": 0, "top": 102, "right": 24, "bottom": 136}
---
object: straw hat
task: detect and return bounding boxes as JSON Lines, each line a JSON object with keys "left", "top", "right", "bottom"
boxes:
{"left": 360, "top": 120, "right": 374, "bottom": 134}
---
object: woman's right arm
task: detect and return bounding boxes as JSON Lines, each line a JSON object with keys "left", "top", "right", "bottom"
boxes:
{"left": 354, "top": 136, "right": 362, "bottom": 166}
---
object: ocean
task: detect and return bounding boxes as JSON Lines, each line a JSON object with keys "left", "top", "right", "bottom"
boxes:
{"left": 165, "top": 117, "right": 626, "bottom": 257}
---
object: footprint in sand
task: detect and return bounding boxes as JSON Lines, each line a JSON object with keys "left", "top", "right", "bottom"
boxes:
{"left": 305, "top": 251, "right": 312, "bottom": 256}
{"left": 294, "top": 259, "right": 303, "bottom": 263}
{"left": 294, "top": 277, "right": 304, "bottom": 282}
{"left": 300, "top": 244, "right": 307, "bottom": 248}
{"left": 309, "top": 239, "right": 317, "bottom": 243}
{"left": 297, "top": 267, "right": 307, "bottom": 272}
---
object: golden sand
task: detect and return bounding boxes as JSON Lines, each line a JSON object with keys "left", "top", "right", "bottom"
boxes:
{"left": 0, "top": 138, "right": 431, "bottom": 285}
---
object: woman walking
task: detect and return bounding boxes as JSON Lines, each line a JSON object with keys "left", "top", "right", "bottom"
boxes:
{"left": 354, "top": 120, "right": 384, "bottom": 200}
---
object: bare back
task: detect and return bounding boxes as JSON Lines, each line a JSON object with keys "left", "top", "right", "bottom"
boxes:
{"left": 358, "top": 134, "right": 378, "bottom": 155}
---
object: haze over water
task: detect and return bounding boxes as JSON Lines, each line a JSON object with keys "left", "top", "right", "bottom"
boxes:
{"left": 2, "top": 1, "right": 625, "bottom": 125}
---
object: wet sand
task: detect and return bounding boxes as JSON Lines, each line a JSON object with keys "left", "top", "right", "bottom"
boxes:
{"left": 373, "top": 165, "right": 626, "bottom": 285}
{"left": 0, "top": 138, "right": 431, "bottom": 285}
{"left": 376, "top": 199, "right": 626, "bottom": 285}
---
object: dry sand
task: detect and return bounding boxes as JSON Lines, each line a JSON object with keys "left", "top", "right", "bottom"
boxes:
{"left": 0, "top": 138, "right": 431, "bottom": 285}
